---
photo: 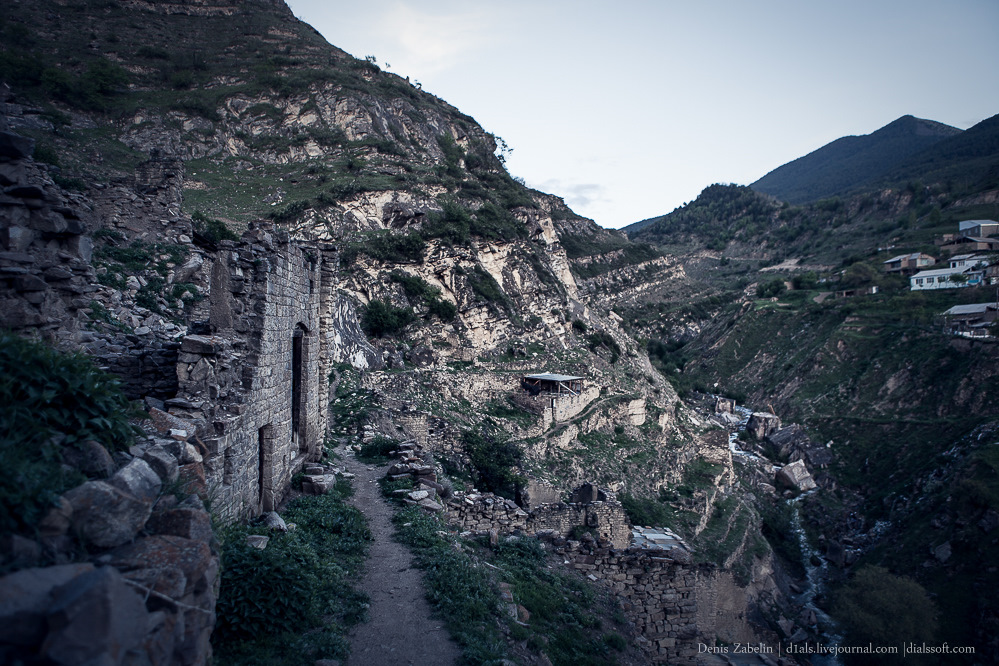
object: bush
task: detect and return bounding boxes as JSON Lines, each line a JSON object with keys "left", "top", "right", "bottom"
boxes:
{"left": 462, "top": 427, "right": 524, "bottom": 499}
{"left": 756, "top": 278, "right": 787, "bottom": 299}
{"left": 619, "top": 492, "right": 672, "bottom": 528}
{"left": 0, "top": 332, "right": 140, "bottom": 534}
{"left": 357, "top": 435, "right": 399, "bottom": 463}
{"left": 192, "top": 210, "right": 239, "bottom": 244}
{"left": 213, "top": 493, "right": 369, "bottom": 664}
{"left": 831, "top": 565, "right": 937, "bottom": 664}
{"left": 361, "top": 299, "right": 415, "bottom": 338}
{"left": 586, "top": 331, "right": 621, "bottom": 363}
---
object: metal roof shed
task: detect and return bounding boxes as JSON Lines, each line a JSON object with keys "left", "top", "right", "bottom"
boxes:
{"left": 521, "top": 373, "right": 584, "bottom": 396}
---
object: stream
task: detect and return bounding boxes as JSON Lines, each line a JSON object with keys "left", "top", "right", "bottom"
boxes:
{"left": 724, "top": 402, "right": 842, "bottom": 665}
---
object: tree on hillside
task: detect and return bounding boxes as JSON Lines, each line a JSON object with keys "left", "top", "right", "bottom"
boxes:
{"left": 831, "top": 565, "right": 937, "bottom": 665}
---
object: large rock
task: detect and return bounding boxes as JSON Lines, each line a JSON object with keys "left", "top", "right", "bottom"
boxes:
{"left": 111, "top": 458, "right": 163, "bottom": 505}
{"left": 146, "top": 507, "right": 213, "bottom": 544}
{"left": 64, "top": 481, "right": 153, "bottom": 549}
{"left": 107, "top": 535, "right": 213, "bottom": 599}
{"left": 746, "top": 412, "right": 782, "bottom": 439}
{"left": 143, "top": 445, "right": 180, "bottom": 484}
{"left": 0, "top": 131, "right": 34, "bottom": 159}
{"left": 62, "top": 440, "right": 115, "bottom": 478}
{"left": 0, "top": 563, "right": 95, "bottom": 646}
{"left": 775, "top": 460, "right": 817, "bottom": 492}
{"left": 41, "top": 566, "right": 149, "bottom": 665}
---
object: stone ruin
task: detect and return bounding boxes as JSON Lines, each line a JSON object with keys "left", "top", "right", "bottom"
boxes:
{"left": 0, "top": 128, "right": 379, "bottom": 665}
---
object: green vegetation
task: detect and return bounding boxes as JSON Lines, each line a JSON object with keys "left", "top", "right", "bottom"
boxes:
{"left": 356, "top": 435, "right": 400, "bottom": 464}
{"left": 392, "top": 505, "right": 627, "bottom": 666}
{"left": 213, "top": 486, "right": 370, "bottom": 665}
{"left": 586, "top": 331, "right": 621, "bottom": 364}
{"left": 830, "top": 565, "right": 937, "bottom": 665}
{"left": 389, "top": 271, "right": 457, "bottom": 321}
{"left": 360, "top": 298, "right": 415, "bottom": 338}
{"left": 462, "top": 427, "right": 524, "bottom": 499}
{"left": 192, "top": 211, "right": 239, "bottom": 244}
{"left": 0, "top": 331, "right": 140, "bottom": 536}
{"left": 328, "top": 364, "right": 374, "bottom": 439}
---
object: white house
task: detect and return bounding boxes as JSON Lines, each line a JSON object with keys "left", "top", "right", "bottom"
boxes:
{"left": 910, "top": 266, "right": 976, "bottom": 290}
{"left": 948, "top": 254, "right": 987, "bottom": 270}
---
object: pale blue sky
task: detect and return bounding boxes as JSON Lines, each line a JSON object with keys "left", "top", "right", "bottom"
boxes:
{"left": 286, "top": 0, "right": 999, "bottom": 228}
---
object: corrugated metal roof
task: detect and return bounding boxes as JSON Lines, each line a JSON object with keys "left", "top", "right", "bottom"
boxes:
{"left": 912, "top": 267, "right": 970, "bottom": 278}
{"left": 524, "top": 373, "right": 584, "bottom": 382}
{"left": 944, "top": 303, "right": 998, "bottom": 316}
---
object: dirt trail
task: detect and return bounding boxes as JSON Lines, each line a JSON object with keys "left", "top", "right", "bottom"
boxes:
{"left": 343, "top": 449, "right": 461, "bottom": 666}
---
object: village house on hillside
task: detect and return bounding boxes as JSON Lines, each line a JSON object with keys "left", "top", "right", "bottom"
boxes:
{"left": 910, "top": 266, "right": 981, "bottom": 290}
{"left": 882, "top": 252, "right": 936, "bottom": 275}
{"left": 938, "top": 219, "right": 999, "bottom": 254}
{"left": 942, "top": 302, "right": 999, "bottom": 337}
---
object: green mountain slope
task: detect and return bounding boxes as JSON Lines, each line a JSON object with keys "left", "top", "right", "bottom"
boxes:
{"left": 750, "top": 115, "right": 961, "bottom": 204}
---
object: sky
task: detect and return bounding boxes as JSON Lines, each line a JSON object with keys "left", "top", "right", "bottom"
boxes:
{"left": 285, "top": 0, "right": 999, "bottom": 229}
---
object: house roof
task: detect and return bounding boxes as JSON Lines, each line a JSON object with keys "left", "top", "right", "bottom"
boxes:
{"left": 959, "top": 219, "right": 998, "bottom": 230}
{"left": 912, "top": 267, "right": 970, "bottom": 278}
{"left": 950, "top": 254, "right": 981, "bottom": 262}
{"left": 524, "top": 373, "right": 584, "bottom": 382}
{"left": 943, "top": 303, "right": 999, "bottom": 316}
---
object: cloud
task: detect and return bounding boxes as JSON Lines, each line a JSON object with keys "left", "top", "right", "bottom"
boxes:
{"left": 534, "top": 179, "right": 607, "bottom": 211}
{"left": 378, "top": 2, "right": 499, "bottom": 76}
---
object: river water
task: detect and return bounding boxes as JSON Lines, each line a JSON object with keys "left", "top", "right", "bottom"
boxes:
{"left": 723, "top": 402, "right": 842, "bottom": 665}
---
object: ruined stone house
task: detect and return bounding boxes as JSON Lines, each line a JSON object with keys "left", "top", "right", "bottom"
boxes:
{"left": 172, "top": 223, "right": 377, "bottom": 521}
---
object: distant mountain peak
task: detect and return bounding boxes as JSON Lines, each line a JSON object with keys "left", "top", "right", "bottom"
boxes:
{"left": 750, "top": 115, "right": 962, "bottom": 204}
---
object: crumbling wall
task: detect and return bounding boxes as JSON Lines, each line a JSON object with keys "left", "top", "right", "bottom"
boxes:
{"left": 178, "top": 224, "right": 377, "bottom": 521}
{"left": 444, "top": 486, "right": 631, "bottom": 549}
{"left": 555, "top": 540, "right": 700, "bottom": 664}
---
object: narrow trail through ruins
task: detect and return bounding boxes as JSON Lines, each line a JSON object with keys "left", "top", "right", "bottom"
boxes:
{"left": 342, "top": 448, "right": 461, "bottom": 666}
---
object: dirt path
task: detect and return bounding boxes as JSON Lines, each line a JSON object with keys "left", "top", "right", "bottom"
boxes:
{"left": 343, "top": 448, "right": 461, "bottom": 666}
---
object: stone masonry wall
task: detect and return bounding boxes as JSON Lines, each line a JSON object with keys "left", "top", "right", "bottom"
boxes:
{"left": 172, "top": 224, "right": 355, "bottom": 521}
{"left": 444, "top": 490, "right": 631, "bottom": 550}
{"left": 555, "top": 540, "right": 701, "bottom": 664}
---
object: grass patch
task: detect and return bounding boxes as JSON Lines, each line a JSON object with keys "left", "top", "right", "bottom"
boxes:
{"left": 212, "top": 488, "right": 370, "bottom": 665}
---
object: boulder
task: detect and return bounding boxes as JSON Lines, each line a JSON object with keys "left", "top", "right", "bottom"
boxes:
{"left": 246, "top": 535, "right": 269, "bottom": 550}
{"left": 746, "top": 412, "right": 782, "bottom": 440}
{"left": 64, "top": 481, "right": 152, "bottom": 549}
{"left": 0, "top": 131, "right": 35, "bottom": 159}
{"left": 41, "top": 566, "right": 149, "bottom": 665}
{"left": 62, "top": 440, "right": 116, "bottom": 478}
{"left": 146, "top": 507, "right": 213, "bottom": 544}
{"left": 107, "top": 535, "right": 212, "bottom": 599}
{"left": 261, "top": 511, "right": 288, "bottom": 532}
{"left": 0, "top": 563, "right": 95, "bottom": 646}
{"left": 775, "top": 460, "right": 816, "bottom": 492}
{"left": 143, "top": 445, "right": 180, "bottom": 484}
{"left": 111, "top": 458, "right": 163, "bottom": 505}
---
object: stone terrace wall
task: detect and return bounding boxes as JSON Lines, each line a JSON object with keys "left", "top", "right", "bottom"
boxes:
{"left": 444, "top": 490, "right": 631, "bottom": 549}
{"left": 555, "top": 540, "right": 701, "bottom": 664}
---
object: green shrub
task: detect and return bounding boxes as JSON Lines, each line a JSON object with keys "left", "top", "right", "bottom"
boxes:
{"left": 0, "top": 332, "right": 140, "bottom": 534}
{"left": 427, "top": 296, "right": 457, "bottom": 321}
{"left": 468, "top": 266, "right": 508, "bottom": 308}
{"left": 586, "top": 331, "right": 621, "bottom": 363}
{"left": 619, "top": 492, "right": 672, "bottom": 528}
{"left": 213, "top": 493, "right": 369, "bottom": 664}
{"left": 756, "top": 278, "right": 787, "bottom": 299}
{"left": 831, "top": 565, "right": 937, "bottom": 664}
{"left": 462, "top": 427, "right": 524, "bottom": 499}
{"left": 392, "top": 507, "right": 507, "bottom": 663}
{"left": 361, "top": 299, "right": 415, "bottom": 338}
{"left": 357, "top": 435, "right": 399, "bottom": 463}
{"left": 192, "top": 210, "right": 239, "bottom": 244}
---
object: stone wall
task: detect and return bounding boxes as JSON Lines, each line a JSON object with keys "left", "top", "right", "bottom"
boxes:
{"left": 554, "top": 539, "right": 701, "bottom": 664}
{"left": 175, "top": 223, "right": 377, "bottom": 522}
{"left": 444, "top": 487, "right": 631, "bottom": 550}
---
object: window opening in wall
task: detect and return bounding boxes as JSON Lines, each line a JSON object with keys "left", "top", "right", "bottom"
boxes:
{"left": 258, "top": 424, "right": 275, "bottom": 512}
{"left": 292, "top": 324, "right": 308, "bottom": 452}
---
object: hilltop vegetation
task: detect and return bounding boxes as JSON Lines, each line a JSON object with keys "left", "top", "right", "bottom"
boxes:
{"left": 750, "top": 115, "right": 961, "bottom": 204}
